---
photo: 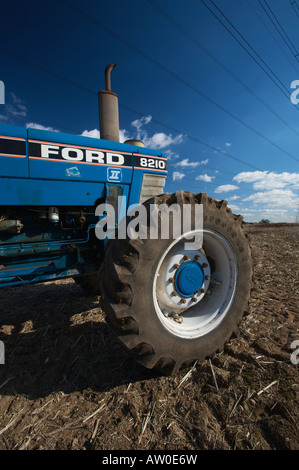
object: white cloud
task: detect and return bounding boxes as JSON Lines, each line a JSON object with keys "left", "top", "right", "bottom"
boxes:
{"left": 231, "top": 171, "right": 299, "bottom": 222}
{"left": 6, "top": 93, "right": 27, "bottom": 118}
{"left": 234, "top": 205, "right": 294, "bottom": 223}
{"left": 243, "top": 189, "right": 297, "bottom": 208}
{"left": 176, "top": 158, "right": 200, "bottom": 168}
{"left": 81, "top": 128, "right": 100, "bottom": 138}
{"left": 260, "top": 208, "right": 288, "bottom": 214}
{"left": 176, "top": 158, "right": 209, "bottom": 168}
{"left": 195, "top": 174, "right": 215, "bottom": 182}
{"left": 80, "top": 116, "right": 183, "bottom": 151}
{"left": 225, "top": 142, "right": 232, "bottom": 147}
{"left": 26, "top": 122, "right": 59, "bottom": 132}
{"left": 143, "top": 132, "right": 183, "bottom": 150}
{"left": 173, "top": 171, "right": 185, "bottom": 181}
{"left": 80, "top": 128, "right": 131, "bottom": 142}
{"left": 119, "top": 128, "right": 131, "bottom": 143}
{"left": 164, "top": 149, "right": 179, "bottom": 160}
{"left": 230, "top": 195, "right": 240, "bottom": 200}
{"left": 131, "top": 115, "right": 152, "bottom": 138}
{"left": 1, "top": 92, "right": 27, "bottom": 123}
{"left": 128, "top": 115, "right": 184, "bottom": 150}
{"left": 215, "top": 184, "right": 239, "bottom": 193}
{"left": 235, "top": 206, "right": 293, "bottom": 223}
{"left": 241, "top": 209, "right": 255, "bottom": 214}
{"left": 228, "top": 204, "right": 240, "bottom": 212}
{"left": 233, "top": 170, "right": 299, "bottom": 190}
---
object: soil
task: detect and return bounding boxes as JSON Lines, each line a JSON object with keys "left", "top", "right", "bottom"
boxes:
{"left": 0, "top": 224, "right": 298, "bottom": 450}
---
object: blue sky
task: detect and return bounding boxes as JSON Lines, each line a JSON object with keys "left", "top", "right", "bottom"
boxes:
{"left": 1, "top": 0, "right": 299, "bottom": 222}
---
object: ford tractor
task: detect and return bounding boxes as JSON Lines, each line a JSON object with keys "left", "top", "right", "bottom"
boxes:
{"left": 0, "top": 65, "right": 252, "bottom": 374}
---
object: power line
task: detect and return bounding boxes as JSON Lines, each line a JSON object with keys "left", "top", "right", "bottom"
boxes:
{"left": 170, "top": 163, "right": 238, "bottom": 178}
{"left": 58, "top": 0, "right": 285, "bottom": 130}
{"left": 290, "top": 1, "right": 299, "bottom": 19}
{"left": 200, "top": 0, "right": 294, "bottom": 99}
{"left": 147, "top": 0, "right": 299, "bottom": 139}
{"left": 258, "top": 0, "right": 299, "bottom": 61}
{"left": 0, "top": 47, "right": 95, "bottom": 95}
{"left": 166, "top": 150, "right": 241, "bottom": 177}
{"left": 0, "top": 46, "right": 262, "bottom": 172}
{"left": 119, "top": 104, "right": 263, "bottom": 171}
{"left": 1, "top": 51, "right": 296, "bottom": 200}
{"left": 246, "top": 0, "right": 299, "bottom": 74}
{"left": 56, "top": 0, "right": 299, "bottom": 163}
{"left": 26, "top": 119, "right": 79, "bottom": 135}
{"left": 264, "top": 0, "right": 299, "bottom": 57}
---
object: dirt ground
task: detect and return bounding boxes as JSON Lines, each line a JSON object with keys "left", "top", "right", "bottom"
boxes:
{"left": 0, "top": 224, "right": 298, "bottom": 450}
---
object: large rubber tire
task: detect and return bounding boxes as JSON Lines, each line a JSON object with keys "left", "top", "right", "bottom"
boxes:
{"left": 100, "top": 191, "right": 252, "bottom": 374}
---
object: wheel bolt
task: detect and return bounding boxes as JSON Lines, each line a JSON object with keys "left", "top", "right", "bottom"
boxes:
{"left": 168, "top": 277, "right": 174, "bottom": 283}
{"left": 174, "top": 314, "right": 183, "bottom": 324}
{"left": 171, "top": 291, "right": 178, "bottom": 296}
{"left": 205, "top": 275, "right": 210, "bottom": 280}
{"left": 191, "top": 296, "right": 197, "bottom": 302}
{"left": 173, "top": 264, "right": 180, "bottom": 269}
{"left": 194, "top": 255, "right": 200, "bottom": 260}
{"left": 200, "top": 287, "right": 206, "bottom": 293}
{"left": 202, "top": 263, "right": 208, "bottom": 268}
{"left": 180, "top": 298, "right": 186, "bottom": 304}
{"left": 183, "top": 255, "right": 189, "bottom": 261}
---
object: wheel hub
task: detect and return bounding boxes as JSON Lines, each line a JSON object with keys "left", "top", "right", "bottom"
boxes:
{"left": 156, "top": 247, "right": 211, "bottom": 316}
{"left": 174, "top": 260, "right": 204, "bottom": 298}
{"left": 153, "top": 229, "right": 238, "bottom": 338}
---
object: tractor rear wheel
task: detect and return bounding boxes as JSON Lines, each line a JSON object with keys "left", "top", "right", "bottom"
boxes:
{"left": 100, "top": 191, "right": 252, "bottom": 374}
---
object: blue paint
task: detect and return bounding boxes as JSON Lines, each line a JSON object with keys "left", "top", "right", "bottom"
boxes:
{"left": 174, "top": 261, "right": 204, "bottom": 298}
{"left": 0, "top": 122, "right": 168, "bottom": 288}
{"left": 0, "top": 177, "right": 106, "bottom": 206}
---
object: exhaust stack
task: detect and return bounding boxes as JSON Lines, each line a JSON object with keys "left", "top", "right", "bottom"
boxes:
{"left": 98, "top": 64, "right": 119, "bottom": 142}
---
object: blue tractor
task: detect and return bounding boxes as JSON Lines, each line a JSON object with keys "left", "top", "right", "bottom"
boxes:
{"left": 0, "top": 66, "right": 252, "bottom": 374}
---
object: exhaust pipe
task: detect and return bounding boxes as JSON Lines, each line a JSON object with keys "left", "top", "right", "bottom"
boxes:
{"left": 98, "top": 64, "right": 119, "bottom": 142}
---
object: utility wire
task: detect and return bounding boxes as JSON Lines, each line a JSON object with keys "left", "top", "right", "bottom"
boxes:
{"left": 264, "top": 0, "right": 299, "bottom": 56}
{"left": 26, "top": 119, "right": 79, "bottom": 135}
{"left": 200, "top": 0, "right": 293, "bottom": 99}
{"left": 147, "top": 0, "right": 299, "bottom": 138}
{"left": 290, "top": 0, "right": 299, "bottom": 19}
{"left": 115, "top": 105, "right": 262, "bottom": 171}
{"left": 258, "top": 0, "right": 299, "bottom": 61}
{"left": 0, "top": 46, "right": 262, "bottom": 172}
{"left": 57, "top": 0, "right": 299, "bottom": 163}
{"left": 58, "top": 0, "right": 286, "bottom": 126}
{"left": 0, "top": 47, "right": 95, "bottom": 95}
{"left": 246, "top": 0, "right": 299, "bottom": 74}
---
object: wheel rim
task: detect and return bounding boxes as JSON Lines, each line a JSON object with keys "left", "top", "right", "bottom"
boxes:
{"left": 153, "top": 229, "right": 238, "bottom": 339}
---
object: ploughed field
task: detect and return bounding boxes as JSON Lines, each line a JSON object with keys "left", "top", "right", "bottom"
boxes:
{"left": 0, "top": 224, "right": 298, "bottom": 450}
